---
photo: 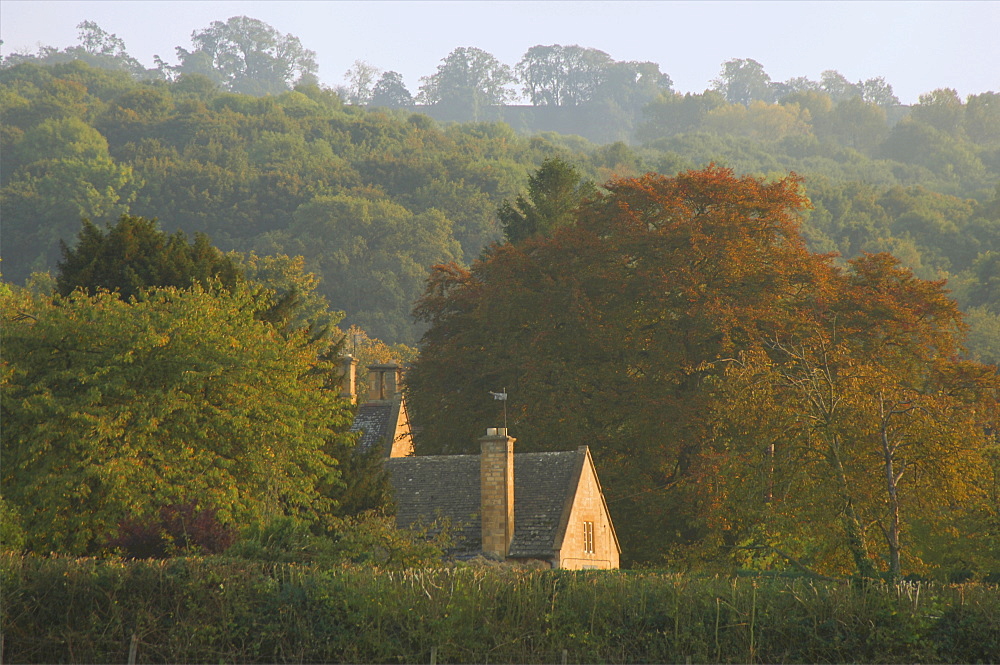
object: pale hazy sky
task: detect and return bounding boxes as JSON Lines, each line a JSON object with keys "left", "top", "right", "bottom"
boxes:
{"left": 2, "top": 1, "right": 998, "bottom": 104}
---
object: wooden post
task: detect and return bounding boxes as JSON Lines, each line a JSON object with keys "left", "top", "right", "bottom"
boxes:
{"left": 430, "top": 646, "right": 437, "bottom": 665}
{"left": 128, "top": 633, "right": 138, "bottom": 665}
{"left": 561, "top": 648, "right": 568, "bottom": 664}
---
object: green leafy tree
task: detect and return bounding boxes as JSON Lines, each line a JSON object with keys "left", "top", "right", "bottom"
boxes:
{"left": 370, "top": 71, "right": 413, "bottom": 107}
{"left": 0, "top": 21, "right": 147, "bottom": 77}
{"left": 593, "top": 60, "right": 672, "bottom": 110}
{"left": 880, "top": 117, "right": 984, "bottom": 180}
{"left": 1, "top": 283, "right": 354, "bottom": 555}
{"left": 7, "top": 114, "right": 111, "bottom": 177}
{"left": 175, "top": 16, "right": 318, "bottom": 95}
{"left": 818, "top": 97, "right": 889, "bottom": 152}
{"left": 959, "top": 251, "right": 1000, "bottom": 313}
{"left": 516, "top": 44, "right": 613, "bottom": 106}
{"left": 820, "top": 70, "right": 861, "bottom": 102}
{"left": 403, "top": 177, "right": 499, "bottom": 262}
{"left": 911, "top": 88, "right": 965, "bottom": 137}
{"left": 417, "top": 47, "right": 515, "bottom": 120}
{"left": 0, "top": 496, "right": 26, "bottom": 552}
{"left": 237, "top": 252, "right": 341, "bottom": 337}
{"left": 962, "top": 306, "right": 1000, "bottom": 364}
{"left": 859, "top": 76, "right": 900, "bottom": 107}
{"left": 1, "top": 117, "right": 139, "bottom": 283}
{"left": 637, "top": 90, "right": 727, "bottom": 140}
{"left": 702, "top": 100, "right": 812, "bottom": 142}
{"left": 771, "top": 76, "right": 822, "bottom": 99}
{"left": 497, "top": 157, "right": 595, "bottom": 243}
{"left": 344, "top": 60, "right": 380, "bottom": 105}
{"left": 73, "top": 21, "right": 146, "bottom": 76}
{"left": 712, "top": 58, "right": 773, "bottom": 106}
{"left": 56, "top": 215, "right": 243, "bottom": 300}
{"left": 964, "top": 92, "right": 1000, "bottom": 146}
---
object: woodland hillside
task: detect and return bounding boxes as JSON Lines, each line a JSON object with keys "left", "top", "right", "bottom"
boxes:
{"left": 1, "top": 53, "right": 998, "bottom": 351}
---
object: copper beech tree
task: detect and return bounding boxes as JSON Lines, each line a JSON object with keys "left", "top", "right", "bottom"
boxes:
{"left": 407, "top": 166, "right": 999, "bottom": 575}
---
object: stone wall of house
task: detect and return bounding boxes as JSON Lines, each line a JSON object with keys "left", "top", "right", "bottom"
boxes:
{"left": 558, "top": 450, "right": 620, "bottom": 570}
{"left": 388, "top": 396, "right": 414, "bottom": 457}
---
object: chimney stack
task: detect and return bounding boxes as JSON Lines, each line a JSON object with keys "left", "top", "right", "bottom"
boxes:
{"left": 367, "top": 363, "right": 400, "bottom": 402}
{"left": 480, "top": 427, "right": 514, "bottom": 559}
{"left": 340, "top": 355, "right": 358, "bottom": 404}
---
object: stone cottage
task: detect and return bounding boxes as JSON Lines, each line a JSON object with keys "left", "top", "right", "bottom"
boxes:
{"left": 342, "top": 358, "right": 621, "bottom": 568}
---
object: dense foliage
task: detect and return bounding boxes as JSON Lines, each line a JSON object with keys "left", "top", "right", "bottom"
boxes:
{"left": 1, "top": 54, "right": 998, "bottom": 345}
{"left": 0, "top": 281, "right": 357, "bottom": 554}
{"left": 55, "top": 214, "right": 243, "bottom": 299}
{"left": 409, "top": 167, "right": 1000, "bottom": 575}
{"left": 0, "top": 61, "right": 556, "bottom": 341}
{"left": 3, "top": 556, "right": 998, "bottom": 663}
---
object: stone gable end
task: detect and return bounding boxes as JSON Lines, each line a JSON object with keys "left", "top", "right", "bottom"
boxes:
{"left": 557, "top": 450, "right": 620, "bottom": 569}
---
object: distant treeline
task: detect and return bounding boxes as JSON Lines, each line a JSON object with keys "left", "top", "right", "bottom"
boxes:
{"left": 3, "top": 17, "right": 991, "bottom": 143}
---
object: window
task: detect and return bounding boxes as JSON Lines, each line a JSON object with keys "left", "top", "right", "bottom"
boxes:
{"left": 583, "top": 521, "right": 595, "bottom": 554}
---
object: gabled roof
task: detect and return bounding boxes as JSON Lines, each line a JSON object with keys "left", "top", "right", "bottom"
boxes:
{"left": 386, "top": 449, "right": 585, "bottom": 559}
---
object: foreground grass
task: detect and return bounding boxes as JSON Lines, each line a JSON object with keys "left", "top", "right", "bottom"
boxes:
{"left": 2, "top": 554, "right": 998, "bottom": 663}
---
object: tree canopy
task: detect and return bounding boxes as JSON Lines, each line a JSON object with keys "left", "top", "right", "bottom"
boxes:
{"left": 173, "top": 16, "right": 318, "bottom": 94}
{"left": 417, "top": 47, "right": 516, "bottom": 120}
{"left": 516, "top": 44, "right": 613, "bottom": 106}
{"left": 496, "top": 157, "right": 594, "bottom": 243}
{"left": 56, "top": 215, "right": 243, "bottom": 300}
{"left": 369, "top": 71, "right": 412, "bottom": 108}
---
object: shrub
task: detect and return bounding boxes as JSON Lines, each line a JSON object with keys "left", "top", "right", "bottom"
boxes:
{"left": 107, "top": 503, "right": 236, "bottom": 558}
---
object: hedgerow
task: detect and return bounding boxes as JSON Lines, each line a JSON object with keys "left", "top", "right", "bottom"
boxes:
{"left": 2, "top": 554, "right": 997, "bottom": 663}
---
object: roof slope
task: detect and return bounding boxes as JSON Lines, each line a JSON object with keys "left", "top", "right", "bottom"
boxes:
{"left": 386, "top": 450, "right": 584, "bottom": 559}
{"left": 350, "top": 403, "right": 393, "bottom": 454}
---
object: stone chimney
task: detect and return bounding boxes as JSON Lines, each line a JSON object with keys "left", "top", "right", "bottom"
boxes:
{"left": 367, "top": 363, "right": 401, "bottom": 402}
{"left": 480, "top": 427, "right": 515, "bottom": 559}
{"left": 340, "top": 355, "right": 358, "bottom": 403}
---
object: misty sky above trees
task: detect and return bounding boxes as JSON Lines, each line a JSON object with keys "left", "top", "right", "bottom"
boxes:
{"left": 2, "top": 1, "right": 997, "bottom": 105}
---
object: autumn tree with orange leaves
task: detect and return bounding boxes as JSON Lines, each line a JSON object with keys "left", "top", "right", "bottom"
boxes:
{"left": 710, "top": 254, "right": 999, "bottom": 580}
{"left": 407, "top": 166, "right": 999, "bottom": 575}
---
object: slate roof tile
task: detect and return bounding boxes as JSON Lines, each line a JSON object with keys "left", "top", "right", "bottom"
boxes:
{"left": 350, "top": 403, "right": 392, "bottom": 454}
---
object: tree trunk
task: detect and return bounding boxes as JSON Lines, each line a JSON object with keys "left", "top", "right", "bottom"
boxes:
{"left": 828, "top": 436, "right": 879, "bottom": 579}
{"left": 880, "top": 410, "right": 902, "bottom": 582}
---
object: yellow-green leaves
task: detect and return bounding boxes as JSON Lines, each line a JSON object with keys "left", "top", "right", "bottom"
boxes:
{"left": 1, "top": 283, "right": 353, "bottom": 555}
